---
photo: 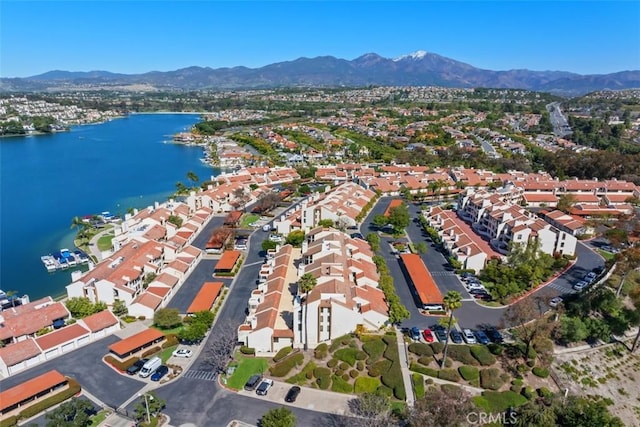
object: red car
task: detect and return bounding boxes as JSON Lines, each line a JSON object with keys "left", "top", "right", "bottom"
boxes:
{"left": 422, "top": 328, "right": 435, "bottom": 343}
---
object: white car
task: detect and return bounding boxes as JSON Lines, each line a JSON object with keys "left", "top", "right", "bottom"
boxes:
{"left": 462, "top": 329, "right": 477, "bottom": 344}
{"left": 269, "top": 234, "right": 283, "bottom": 243}
{"left": 467, "top": 282, "right": 485, "bottom": 291}
{"left": 573, "top": 281, "right": 588, "bottom": 291}
{"left": 549, "top": 296, "right": 563, "bottom": 308}
{"left": 172, "top": 348, "right": 193, "bottom": 358}
{"left": 256, "top": 378, "right": 274, "bottom": 396}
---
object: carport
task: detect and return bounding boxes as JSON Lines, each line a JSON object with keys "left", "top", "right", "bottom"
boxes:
{"left": 108, "top": 328, "right": 165, "bottom": 360}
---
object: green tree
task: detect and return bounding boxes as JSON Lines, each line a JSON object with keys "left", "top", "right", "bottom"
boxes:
{"left": 134, "top": 392, "right": 165, "bottom": 424}
{"left": 153, "top": 308, "right": 182, "bottom": 330}
{"left": 556, "top": 396, "right": 624, "bottom": 427}
{"left": 191, "top": 310, "right": 215, "bottom": 328}
{"left": 112, "top": 299, "right": 128, "bottom": 317}
{"left": 366, "top": 233, "right": 380, "bottom": 252}
{"left": 388, "top": 204, "right": 410, "bottom": 233}
{"left": 558, "top": 316, "right": 589, "bottom": 343}
{"left": 317, "top": 219, "right": 334, "bottom": 228}
{"left": 440, "top": 291, "right": 463, "bottom": 368}
{"left": 167, "top": 215, "right": 183, "bottom": 228}
{"left": 299, "top": 272, "right": 317, "bottom": 351}
{"left": 178, "top": 322, "right": 208, "bottom": 343}
{"left": 260, "top": 407, "right": 296, "bottom": 427}
{"left": 557, "top": 193, "right": 577, "bottom": 213}
{"left": 373, "top": 214, "right": 389, "bottom": 229}
{"left": 408, "top": 385, "right": 474, "bottom": 427}
{"left": 414, "top": 242, "right": 428, "bottom": 254}
{"left": 65, "top": 297, "right": 105, "bottom": 319}
{"left": 262, "top": 239, "right": 278, "bottom": 252}
{"left": 175, "top": 181, "right": 188, "bottom": 195}
{"left": 186, "top": 171, "right": 199, "bottom": 189}
{"left": 285, "top": 230, "right": 305, "bottom": 247}
{"left": 45, "top": 397, "right": 93, "bottom": 427}
{"left": 350, "top": 392, "right": 392, "bottom": 427}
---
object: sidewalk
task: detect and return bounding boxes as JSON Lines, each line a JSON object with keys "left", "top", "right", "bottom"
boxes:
{"left": 395, "top": 328, "right": 416, "bottom": 407}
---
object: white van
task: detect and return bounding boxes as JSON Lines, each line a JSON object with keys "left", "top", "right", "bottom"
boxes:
{"left": 139, "top": 356, "right": 161, "bottom": 378}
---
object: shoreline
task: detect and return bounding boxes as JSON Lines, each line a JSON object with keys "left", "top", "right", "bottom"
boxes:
{"left": 0, "top": 115, "right": 128, "bottom": 139}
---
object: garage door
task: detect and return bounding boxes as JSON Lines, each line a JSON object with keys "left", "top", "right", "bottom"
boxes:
{"left": 78, "top": 336, "right": 90, "bottom": 346}
{"left": 61, "top": 342, "right": 74, "bottom": 353}
{"left": 8, "top": 362, "right": 26, "bottom": 375}
{"left": 45, "top": 348, "right": 60, "bottom": 359}
{"left": 25, "top": 356, "right": 40, "bottom": 367}
{"left": 94, "top": 329, "right": 105, "bottom": 339}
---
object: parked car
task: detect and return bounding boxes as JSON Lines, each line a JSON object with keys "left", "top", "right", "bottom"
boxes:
{"left": 172, "top": 348, "right": 193, "bottom": 358}
{"left": 262, "top": 224, "right": 271, "bottom": 232}
{"left": 285, "top": 386, "right": 301, "bottom": 403}
{"left": 549, "top": 296, "right": 563, "bottom": 308}
{"left": 472, "top": 291, "right": 492, "bottom": 301}
{"left": 433, "top": 326, "right": 448, "bottom": 342}
{"left": 485, "top": 328, "right": 504, "bottom": 344}
{"left": 474, "top": 330, "right": 490, "bottom": 345}
{"left": 410, "top": 326, "right": 421, "bottom": 341}
{"left": 462, "top": 329, "right": 477, "bottom": 344}
{"left": 244, "top": 374, "right": 263, "bottom": 391}
{"left": 350, "top": 233, "right": 364, "bottom": 240}
{"left": 126, "top": 358, "right": 148, "bottom": 375}
{"left": 269, "top": 234, "right": 283, "bottom": 243}
{"left": 256, "top": 379, "right": 274, "bottom": 396}
{"left": 573, "top": 281, "right": 588, "bottom": 291}
{"left": 150, "top": 365, "right": 169, "bottom": 382}
{"left": 422, "top": 328, "right": 435, "bottom": 343}
{"left": 467, "top": 282, "right": 485, "bottom": 291}
{"left": 450, "top": 330, "right": 463, "bottom": 344}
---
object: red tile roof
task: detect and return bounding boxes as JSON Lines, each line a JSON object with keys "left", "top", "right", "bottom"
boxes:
{"left": 384, "top": 199, "right": 403, "bottom": 217}
{"left": 0, "top": 302, "right": 69, "bottom": 341}
{"left": 400, "top": 254, "right": 443, "bottom": 305}
{"left": 0, "top": 339, "right": 41, "bottom": 366}
{"left": 187, "top": 282, "right": 224, "bottom": 314}
{"left": 215, "top": 250, "right": 241, "bottom": 271}
{"left": 108, "top": 328, "right": 164, "bottom": 357}
{"left": 0, "top": 370, "right": 68, "bottom": 413}
{"left": 35, "top": 323, "right": 90, "bottom": 351}
{"left": 80, "top": 310, "right": 119, "bottom": 332}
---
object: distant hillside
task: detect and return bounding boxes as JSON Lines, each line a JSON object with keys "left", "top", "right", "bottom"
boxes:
{"left": 2, "top": 51, "right": 639, "bottom": 96}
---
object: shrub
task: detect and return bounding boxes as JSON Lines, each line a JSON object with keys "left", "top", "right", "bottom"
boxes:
{"left": 123, "top": 315, "right": 137, "bottom": 323}
{"left": 417, "top": 356, "right": 434, "bottom": 366}
{"left": 141, "top": 346, "right": 161, "bottom": 358}
{"left": 138, "top": 316, "right": 146, "bottom": 321}
{"left": 430, "top": 342, "right": 444, "bottom": 354}
{"left": 342, "top": 373, "right": 350, "bottom": 382}
{"left": 360, "top": 334, "right": 384, "bottom": 342}
{"left": 356, "top": 350, "right": 367, "bottom": 360}
{"left": 444, "top": 358, "right": 452, "bottom": 368}
{"left": 354, "top": 376, "right": 380, "bottom": 394}
{"left": 413, "top": 373, "right": 425, "bottom": 399}
{"left": 327, "top": 358, "right": 338, "bottom": 368}
{"left": 162, "top": 334, "right": 179, "bottom": 349}
{"left": 473, "top": 391, "right": 528, "bottom": 413}
{"left": 285, "top": 361, "right": 317, "bottom": 385}
{"left": 314, "top": 343, "right": 328, "bottom": 360}
{"left": 480, "top": 368, "right": 505, "bottom": 390}
{"left": 532, "top": 367, "right": 550, "bottom": 378}
{"left": 273, "top": 347, "right": 293, "bottom": 362}
{"left": 269, "top": 353, "right": 304, "bottom": 377}
{"left": 526, "top": 360, "right": 536, "bottom": 368}
{"left": 470, "top": 345, "right": 497, "bottom": 366}
{"left": 335, "top": 369, "right": 344, "bottom": 377}
{"left": 527, "top": 347, "right": 537, "bottom": 360}
{"left": 240, "top": 346, "right": 255, "bottom": 355}
{"left": 19, "top": 378, "right": 81, "bottom": 419}
{"left": 0, "top": 415, "right": 18, "bottom": 427}
{"left": 446, "top": 346, "right": 478, "bottom": 365}
{"left": 362, "top": 338, "right": 386, "bottom": 363}
{"left": 338, "top": 362, "right": 350, "bottom": 371}
{"left": 368, "top": 359, "right": 392, "bottom": 377}
{"left": 376, "top": 385, "right": 393, "bottom": 397}
{"left": 350, "top": 369, "right": 359, "bottom": 379}
{"left": 335, "top": 348, "right": 359, "bottom": 366}
{"left": 537, "top": 387, "right": 553, "bottom": 398}
{"left": 522, "top": 386, "right": 535, "bottom": 399}
{"left": 512, "top": 379, "right": 524, "bottom": 387}
{"left": 510, "top": 384, "right": 523, "bottom": 393}
{"left": 438, "top": 369, "right": 460, "bottom": 382}
{"left": 356, "top": 361, "right": 364, "bottom": 371}
{"left": 329, "top": 334, "right": 350, "bottom": 352}
{"left": 380, "top": 335, "right": 406, "bottom": 400}
{"left": 314, "top": 367, "right": 332, "bottom": 390}
{"left": 409, "top": 363, "right": 438, "bottom": 378}
{"left": 104, "top": 355, "right": 139, "bottom": 372}
{"left": 488, "top": 343, "right": 503, "bottom": 356}
{"left": 408, "top": 343, "right": 433, "bottom": 357}
{"left": 459, "top": 365, "right": 479, "bottom": 382}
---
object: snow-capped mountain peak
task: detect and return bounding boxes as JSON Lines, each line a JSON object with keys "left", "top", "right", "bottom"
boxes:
{"left": 393, "top": 50, "right": 428, "bottom": 62}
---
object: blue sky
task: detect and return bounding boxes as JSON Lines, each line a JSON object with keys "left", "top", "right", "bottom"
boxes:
{"left": 1, "top": 1, "right": 639, "bottom": 77}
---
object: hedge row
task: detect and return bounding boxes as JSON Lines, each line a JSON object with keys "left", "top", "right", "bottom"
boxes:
{"left": 438, "top": 369, "right": 460, "bottom": 383}
{"left": 286, "top": 361, "right": 317, "bottom": 384}
{"left": 381, "top": 335, "right": 405, "bottom": 400}
{"left": 104, "top": 355, "right": 139, "bottom": 372}
{"left": 141, "top": 346, "right": 162, "bottom": 358}
{"left": 446, "top": 346, "right": 478, "bottom": 365}
{"left": 334, "top": 348, "right": 365, "bottom": 366}
{"left": 0, "top": 416, "right": 18, "bottom": 427}
{"left": 408, "top": 343, "right": 433, "bottom": 357}
{"left": 368, "top": 359, "right": 392, "bottom": 377}
{"left": 269, "top": 353, "right": 304, "bottom": 377}
{"left": 314, "top": 343, "right": 328, "bottom": 360}
{"left": 409, "top": 363, "right": 438, "bottom": 378}
{"left": 459, "top": 365, "right": 480, "bottom": 382}
{"left": 430, "top": 342, "right": 444, "bottom": 354}
{"left": 354, "top": 376, "right": 380, "bottom": 394}
{"left": 273, "top": 347, "right": 292, "bottom": 362}
{"left": 240, "top": 346, "right": 255, "bottom": 355}
{"left": 19, "top": 378, "right": 81, "bottom": 420}
{"left": 314, "top": 367, "right": 332, "bottom": 390}
{"left": 362, "top": 338, "right": 386, "bottom": 362}
{"left": 470, "top": 345, "right": 496, "bottom": 366}
{"left": 417, "top": 356, "right": 433, "bottom": 366}
{"left": 472, "top": 390, "right": 528, "bottom": 413}
{"left": 162, "top": 334, "right": 179, "bottom": 349}
{"left": 331, "top": 375, "right": 353, "bottom": 393}
{"left": 532, "top": 367, "right": 550, "bottom": 378}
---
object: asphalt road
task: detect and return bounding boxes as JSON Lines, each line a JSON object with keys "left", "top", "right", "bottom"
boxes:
{"left": 547, "top": 102, "right": 572, "bottom": 137}
{"left": 361, "top": 197, "right": 604, "bottom": 331}
{"left": 166, "top": 259, "right": 230, "bottom": 313}
{"left": 0, "top": 334, "right": 144, "bottom": 409}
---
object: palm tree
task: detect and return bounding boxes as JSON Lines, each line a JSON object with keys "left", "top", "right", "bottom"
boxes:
{"left": 440, "top": 290, "right": 463, "bottom": 368}
{"left": 186, "top": 171, "right": 199, "bottom": 189}
{"left": 70, "top": 216, "right": 83, "bottom": 231}
{"left": 298, "top": 273, "right": 317, "bottom": 351}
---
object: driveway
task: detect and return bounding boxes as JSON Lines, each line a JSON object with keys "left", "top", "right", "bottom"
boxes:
{"left": 166, "top": 259, "right": 231, "bottom": 313}
{"left": 0, "top": 334, "right": 144, "bottom": 409}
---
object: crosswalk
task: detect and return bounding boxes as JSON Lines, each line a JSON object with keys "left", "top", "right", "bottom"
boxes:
{"left": 545, "top": 281, "right": 576, "bottom": 294}
{"left": 429, "top": 271, "right": 456, "bottom": 277}
{"left": 181, "top": 369, "right": 218, "bottom": 381}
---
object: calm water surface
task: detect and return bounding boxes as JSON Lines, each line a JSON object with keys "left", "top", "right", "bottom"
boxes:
{"left": 0, "top": 113, "right": 217, "bottom": 299}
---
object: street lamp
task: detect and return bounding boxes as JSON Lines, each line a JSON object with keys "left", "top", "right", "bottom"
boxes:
{"left": 138, "top": 393, "right": 153, "bottom": 424}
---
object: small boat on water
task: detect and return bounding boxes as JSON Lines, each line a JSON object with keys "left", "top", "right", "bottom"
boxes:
{"left": 41, "top": 248, "right": 90, "bottom": 272}
{"left": 40, "top": 255, "right": 58, "bottom": 272}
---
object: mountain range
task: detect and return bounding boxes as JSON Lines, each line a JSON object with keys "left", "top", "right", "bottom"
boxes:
{"left": 1, "top": 51, "right": 639, "bottom": 96}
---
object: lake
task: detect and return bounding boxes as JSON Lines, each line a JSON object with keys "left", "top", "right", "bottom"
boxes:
{"left": 0, "top": 113, "right": 217, "bottom": 300}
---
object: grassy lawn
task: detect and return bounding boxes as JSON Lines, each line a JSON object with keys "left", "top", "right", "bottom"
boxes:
{"left": 97, "top": 233, "right": 115, "bottom": 251}
{"left": 89, "top": 410, "right": 108, "bottom": 427}
{"left": 226, "top": 353, "right": 269, "bottom": 390}
{"left": 240, "top": 213, "right": 260, "bottom": 228}
{"left": 160, "top": 345, "right": 178, "bottom": 363}
{"left": 152, "top": 324, "right": 184, "bottom": 335}
{"left": 597, "top": 249, "right": 615, "bottom": 261}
